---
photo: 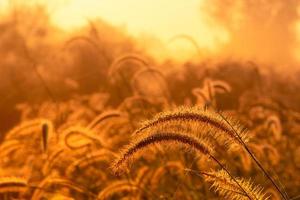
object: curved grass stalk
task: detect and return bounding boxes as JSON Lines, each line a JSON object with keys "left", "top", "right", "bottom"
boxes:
{"left": 265, "top": 115, "right": 282, "bottom": 141}
{"left": 65, "top": 149, "right": 115, "bottom": 178}
{"left": 96, "top": 180, "right": 139, "bottom": 200}
{"left": 134, "top": 107, "right": 249, "bottom": 147}
{"left": 0, "top": 140, "right": 23, "bottom": 158}
{"left": 108, "top": 53, "right": 150, "bottom": 78}
{"left": 97, "top": 167, "right": 157, "bottom": 200}
{"left": 151, "top": 161, "right": 185, "bottom": 190}
{"left": 185, "top": 169, "right": 268, "bottom": 200}
{"left": 42, "top": 148, "right": 65, "bottom": 175}
{"left": 218, "top": 112, "right": 288, "bottom": 200}
{"left": 203, "top": 170, "right": 267, "bottom": 200}
{"left": 31, "top": 177, "right": 96, "bottom": 200}
{"left": 62, "top": 126, "right": 102, "bottom": 150}
{"left": 87, "top": 110, "right": 123, "bottom": 130}
{"left": 112, "top": 131, "right": 254, "bottom": 200}
{"left": 131, "top": 67, "right": 171, "bottom": 101}
{"left": 168, "top": 34, "right": 201, "bottom": 56}
{"left": 5, "top": 119, "right": 52, "bottom": 140}
{"left": 0, "top": 176, "right": 28, "bottom": 194}
{"left": 211, "top": 79, "right": 232, "bottom": 94}
{"left": 63, "top": 36, "right": 110, "bottom": 66}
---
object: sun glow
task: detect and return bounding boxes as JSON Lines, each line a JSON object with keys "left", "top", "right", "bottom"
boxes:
{"left": 49, "top": 0, "right": 227, "bottom": 48}
{"left": 1, "top": 0, "right": 299, "bottom": 65}
{"left": 0, "top": 0, "right": 229, "bottom": 62}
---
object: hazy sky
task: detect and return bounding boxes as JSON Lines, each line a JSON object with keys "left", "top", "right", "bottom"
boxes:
{"left": 0, "top": 0, "right": 227, "bottom": 51}
{"left": 2, "top": 0, "right": 296, "bottom": 65}
{"left": 50, "top": 0, "right": 222, "bottom": 48}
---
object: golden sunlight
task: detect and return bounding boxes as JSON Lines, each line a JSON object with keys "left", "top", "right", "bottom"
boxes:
{"left": 49, "top": 0, "right": 227, "bottom": 48}
{"left": 0, "top": 1, "right": 300, "bottom": 199}
{"left": 0, "top": 0, "right": 228, "bottom": 61}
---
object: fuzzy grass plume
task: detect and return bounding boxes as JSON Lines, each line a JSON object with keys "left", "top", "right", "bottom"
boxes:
{"left": 112, "top": 131, "right": 214, "bottom": 174}
{"left": 134, "top": 106, "right": 249, "bottom": 148}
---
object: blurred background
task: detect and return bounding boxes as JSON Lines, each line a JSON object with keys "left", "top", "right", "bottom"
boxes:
{"left": 0, "top": 1, "right": 300, "bottom": 198}
{"left": 1, "top": 0, "right": 300, "bottom": 132}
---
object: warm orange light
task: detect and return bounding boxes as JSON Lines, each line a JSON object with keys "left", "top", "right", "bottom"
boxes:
{"left": 0, "top": 0, "right": 229, "bottom": 62}
{"left": 1, "top": 0, "right": 299, "bottom": 65}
